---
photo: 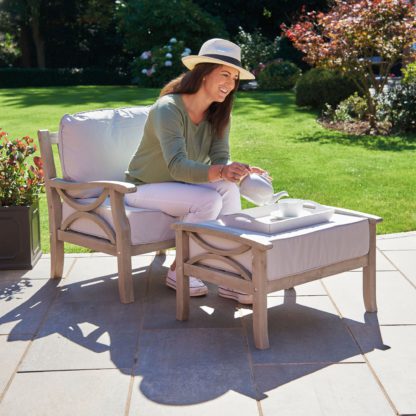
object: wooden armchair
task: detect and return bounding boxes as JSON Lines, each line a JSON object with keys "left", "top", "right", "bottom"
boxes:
{"left": 38, "top": 106, "right": 176, "bottom": 303}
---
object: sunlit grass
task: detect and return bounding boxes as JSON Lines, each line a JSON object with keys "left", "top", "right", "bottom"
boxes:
{"left": 1, "top": 87, "right": 415, "bottom": 252}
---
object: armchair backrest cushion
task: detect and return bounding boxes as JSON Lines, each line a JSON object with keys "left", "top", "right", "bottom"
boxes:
{"left": 59, "top": 106, "right": 150, "bottom": 197}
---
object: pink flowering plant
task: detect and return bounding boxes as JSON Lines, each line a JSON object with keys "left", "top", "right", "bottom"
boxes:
{"left": 132, "top": 38, "right": 191, "bottom": 87}
{"left": 0, "top": 128, "right": 44, "bottom": 206}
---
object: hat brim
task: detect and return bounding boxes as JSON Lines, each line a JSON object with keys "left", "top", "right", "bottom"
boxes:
{"left": 182, "top": 55, "right": 255, "bottom": 80}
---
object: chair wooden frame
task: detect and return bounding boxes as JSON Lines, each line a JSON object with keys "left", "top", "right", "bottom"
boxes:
{"left": 173, "top": 208, "right": 382, "bottom": 349}
{"left": 38, "top": 129, "right": 175, "bottom": 303}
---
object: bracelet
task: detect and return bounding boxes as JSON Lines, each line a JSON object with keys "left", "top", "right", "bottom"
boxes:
{"left": 219, "top": 165, "right": 225, "bottom": 179}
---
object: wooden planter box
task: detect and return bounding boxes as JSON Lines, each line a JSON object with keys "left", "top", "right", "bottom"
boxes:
{"left": 0, "top": 199, "right": 42, "bottom": 270}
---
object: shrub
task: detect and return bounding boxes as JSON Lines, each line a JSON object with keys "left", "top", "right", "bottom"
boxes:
{"left": 233, "top": 27, "right": 277, "bottom": 73}
{"left": 131, "top": 38, "right": 191, "bottom": 88}
{"left": 257, "top": 60, "right": 301, "bottom": 91}
{"left": 117, "top": 0, "right": 227, "bottom": 58}
{"left": 324, "top": 92, "right": 368, "bottom": 122}
{"left": 0, "top": 129, "right": 44, "bottom": 206}
{"left": 295, "top": 68, "right": 359, "bottom": 109}
{"left": 377, "top": 82, "right": 416, "bottom": 132}
{"left": 0, "top": 68, "right": 130, "bottom": 88}
{"left": 402, "top": 62, "right": 416, "bottom": 84}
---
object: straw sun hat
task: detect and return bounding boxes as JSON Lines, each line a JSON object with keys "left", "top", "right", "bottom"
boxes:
{"left": 181, "top": 38, "right": 255, "bottom": 80}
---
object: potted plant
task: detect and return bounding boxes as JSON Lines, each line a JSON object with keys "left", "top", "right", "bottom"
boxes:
{"left": 0, "top": 128, "right": 44, "bottom": 269}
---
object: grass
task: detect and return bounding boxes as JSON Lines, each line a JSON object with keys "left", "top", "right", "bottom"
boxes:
{"left": 1, "top": 86, "right": 415, "bottom": 253}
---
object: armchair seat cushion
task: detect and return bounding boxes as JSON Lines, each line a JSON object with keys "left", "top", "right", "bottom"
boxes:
{"left": 63, "top": 198, "right": 176, "bottom": 245}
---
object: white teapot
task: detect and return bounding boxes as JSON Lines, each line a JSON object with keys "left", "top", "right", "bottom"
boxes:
{"left": 239, "top": 173, "right": 288, "bottom": 206}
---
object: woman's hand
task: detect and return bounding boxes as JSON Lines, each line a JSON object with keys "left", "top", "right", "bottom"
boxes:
{"left": 248, "top": 165, "right": 272, "bottom": 180}
{"left": 221, "top": 162, "right": 251, "bottom": 183}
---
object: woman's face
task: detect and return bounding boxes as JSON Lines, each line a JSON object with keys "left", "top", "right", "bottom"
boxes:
{"left": 202, "top": 65, "right": 239, "bottom": 103}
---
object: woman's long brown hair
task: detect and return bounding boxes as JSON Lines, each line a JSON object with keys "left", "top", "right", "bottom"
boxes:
{"left": 159, "top": 63, "right": 240, "bottom": 137}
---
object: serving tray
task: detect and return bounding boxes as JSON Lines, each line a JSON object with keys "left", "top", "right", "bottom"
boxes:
{"left": 219, "top": 201, "right": 335, "bottom": 235}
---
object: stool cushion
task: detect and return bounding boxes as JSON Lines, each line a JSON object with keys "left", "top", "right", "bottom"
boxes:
{"left": 188, "top": 213, "right": 369, "bottom": 281}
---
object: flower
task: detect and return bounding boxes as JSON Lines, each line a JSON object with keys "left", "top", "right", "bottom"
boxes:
{"left": 0, "top": 128, "right": 44, "bottom": 206}
{"left": 164, "top": 60, "right": 172, "bottom": 67}
{"left": 165, "top": 52, "right": 172, "bottom": 58}
{"left": 169, "top": 37, "right": 177, "bottom": 43}
{"left": 140, "top": 51, "right": 151, "bottom": 60}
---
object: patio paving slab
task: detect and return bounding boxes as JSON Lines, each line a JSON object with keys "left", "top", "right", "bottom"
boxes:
{"left": 376, "top": 234, "right": 416, "bottom": 251}
{"left": 0, "top": 369, "right": 131, "bottom": 416}
{"left": 347, "top": 324, "right": 416, "bottom": 415}
{"left": 0, "top": 337, "right": 28, "bottom": 395}
{"left": 0, "top": 257, "right": 75, "bottom": 281}
{"left": 134, "top": 327, "right": 258, "bottom": 404}
{"left": 19, "top": 300, "right": 142, "bottom": 372}
{"left": 381, "top": 250, "right": 416, "bottom": 286}
{"left": 129, "top": 378, "right": 260, "bottom": 416}
{"left": 244, "top": 295, "right": 364, "bottom": 364}
{"left": 323, "top": 271, "right": 416, "bottom": 324}
{"left": 254, "top": 363, "right": 395, "bottom": 416}
{"left": 0, "top": 278, "right": 59, "bottom": 338}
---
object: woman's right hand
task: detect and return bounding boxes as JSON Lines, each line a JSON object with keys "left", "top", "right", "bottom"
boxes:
{"left": 221, "top": 162, "right": 250, "bottom": 183}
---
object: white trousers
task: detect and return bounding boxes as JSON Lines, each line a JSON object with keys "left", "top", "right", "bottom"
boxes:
{"left": 125, "top": 180, "right": 241, "bottom": 223}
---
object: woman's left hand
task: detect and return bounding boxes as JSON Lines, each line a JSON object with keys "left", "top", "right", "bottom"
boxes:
{"left": 249, "top": 166, "right": 272, "bottom": 180}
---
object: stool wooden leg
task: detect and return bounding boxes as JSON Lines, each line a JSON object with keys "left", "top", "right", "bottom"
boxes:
{"left": 252, "top": 249, "right": 270, "bottom": 349}
{"left": 176, "top": 229, "right": 189, "bottom": 321}
{"left": 363, "top": 221, "right": 377, "bottom": 312}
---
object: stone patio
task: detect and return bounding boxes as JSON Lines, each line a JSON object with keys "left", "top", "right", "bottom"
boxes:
{"left": 0, "top": 231, "right": 415, "bottom": 415}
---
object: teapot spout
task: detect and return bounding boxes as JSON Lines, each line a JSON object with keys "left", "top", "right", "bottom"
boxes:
{"left": 271, "top": 191, "right": 289, "bottom": 204}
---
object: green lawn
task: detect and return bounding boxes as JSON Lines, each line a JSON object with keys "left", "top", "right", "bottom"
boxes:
{"left": 1, "top": 86, "right": 415, "bottom": 253}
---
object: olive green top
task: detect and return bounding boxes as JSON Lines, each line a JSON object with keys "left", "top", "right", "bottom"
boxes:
{"left": 125, "top": 94, "right": 230, "bottom": 185}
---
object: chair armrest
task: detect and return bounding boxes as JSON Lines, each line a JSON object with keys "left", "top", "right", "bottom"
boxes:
{"left": 172, "top": 221, "right": 273, "bottom": 251}
{"left": 48, "top": 178, "right": 137, "bottom": 194}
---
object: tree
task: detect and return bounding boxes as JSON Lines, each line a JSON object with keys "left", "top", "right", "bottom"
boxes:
{"left": 281, "top": 0, "right": 416, "bottom": 130}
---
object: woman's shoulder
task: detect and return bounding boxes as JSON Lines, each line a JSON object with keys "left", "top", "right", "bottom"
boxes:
{"left": 153, "top": 94, "right": 183, "bottom": 111}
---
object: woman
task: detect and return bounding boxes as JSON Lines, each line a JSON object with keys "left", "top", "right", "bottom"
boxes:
{"left": 125, "top": 38, "right": 266, "bottom": 304}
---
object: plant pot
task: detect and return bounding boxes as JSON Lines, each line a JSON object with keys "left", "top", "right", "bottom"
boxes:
{"left": 0, "top": 199, "right": 42, "bottom": 270}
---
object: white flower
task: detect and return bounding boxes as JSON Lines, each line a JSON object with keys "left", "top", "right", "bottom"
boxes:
{"left": 184, "top": 48, "right": 191, "bottom": 54}
{"left": 165, "top": 52, "right": 172, "bottom": 58}
{"left": 181, "top": 51, "right": 190, "bottom": 57}
{"left": 140, "top": 51, "right": 151, "bottom": 60}
{"left": 164, "top": 60, "right": 173, "bottom": 67}
{"left": 169, "top": 37, "right": 177, "bottom": 43}
{"left": 141, "top": 68, "right": 147, "bottom": 74}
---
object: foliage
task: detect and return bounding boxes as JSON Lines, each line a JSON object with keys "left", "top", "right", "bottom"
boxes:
{"left": 233, "top": 27, "right": 277, "bottom": 72}
{"left": 117, "top": 0, "right": 227, "bottom": 58}
{"left": 1, "top": 0, "right": 127, "bottom": 70}
{"left": 0, "top": 129, "right": 44, "bottom": 206}
{"left": 193, "top": 0, "right": 331, "bottom": 40}
{"left": 0, "top": 32, "right": 20, "bottom": 67}
{"left": 402, "top": 61, "right": 416, "bottom": 84}
{"left": 275, "top": 35, "right": 310, "bottom": 71}
{"left": 131, "top": 38, "right": 191, "bottom": 88}
{"left": 282, "top": 0, "right": 416, "bottom": 129}
{"left": 377, "top": 81, "right": 416, "bottom": 132}
{"left": 323, "top": 92, "right": 368, "bottom": 122}
{"left": 0, "top": 68, "right": 130, "bottom": 88}
{"left": 257, "top": 60, "right": 301, "bottom": 90}
{"left": 295, "top": 68, "right": 359, "bottom": 109}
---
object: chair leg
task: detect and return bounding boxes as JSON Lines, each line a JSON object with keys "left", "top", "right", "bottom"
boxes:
{"left": 363, "top": 221, "right": 377, "bottom": 312}
{"left": 117, "top": 251, "right": 134, "bottom": 304}
{"left": 50, "top": 235, "right": 64, "bottom": 279}
{"left": 252, "top": 288, "right": 269, "bottom": 349}
{"left": 252, "top": 249, "right": 270, "bottom": 349}
{"left": 175, "top": 229, "right": 189, "bottom": 321}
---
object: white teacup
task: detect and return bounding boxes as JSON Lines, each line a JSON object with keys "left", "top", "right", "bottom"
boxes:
{"left": 277, "top": 198, "right": 305, "bottom": 217}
